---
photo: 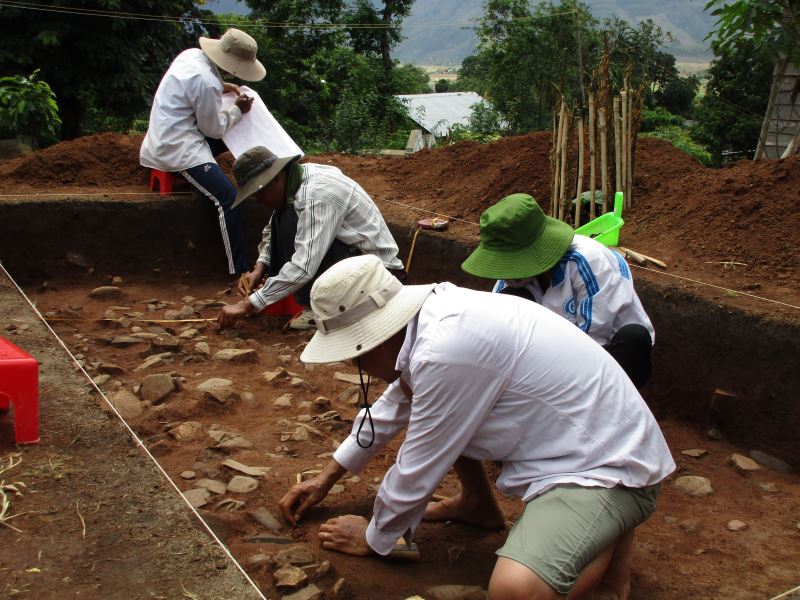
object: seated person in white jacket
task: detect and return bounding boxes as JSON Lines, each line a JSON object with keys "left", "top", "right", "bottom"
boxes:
{"left": 278, "top": 254, "right": 675, "bottom": 600}
{"left": 140, "top": 28, "right": 263, "bottom": 277}
{"left": 463, "top": 193, "right": 655, "bottom": 389}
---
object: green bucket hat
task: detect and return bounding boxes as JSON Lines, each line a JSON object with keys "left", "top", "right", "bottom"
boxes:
{"left": 462, "top": 193, "right": 574, "bottom": 280}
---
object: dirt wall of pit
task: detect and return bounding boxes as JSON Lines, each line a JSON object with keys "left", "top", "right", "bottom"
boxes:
{"left": 2, "top": 197, "right": 798, "bottom": 466}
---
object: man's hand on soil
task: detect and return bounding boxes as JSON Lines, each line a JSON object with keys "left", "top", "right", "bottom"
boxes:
{"left": 278, "top": 475, "right": 332, "bottom": 526}
{"left": 217, "top": 301, "right": 254, "bottom": 328}
{"left": 319, "top": 515, "right": 374, "bottom": 557}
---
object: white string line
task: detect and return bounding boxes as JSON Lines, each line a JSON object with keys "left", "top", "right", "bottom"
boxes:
{"left": 378, "top": 197, "right": 800, "bottom": 311}
{"left": 0, "top": 261, "right": 268, "bottom": 600}
{"left": 0, "top": 192, "right": 194, "bottom": 198}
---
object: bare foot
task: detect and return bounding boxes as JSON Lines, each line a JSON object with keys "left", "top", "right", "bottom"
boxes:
{"left": 423, "top": 493, "right": 505, "bottom": 529}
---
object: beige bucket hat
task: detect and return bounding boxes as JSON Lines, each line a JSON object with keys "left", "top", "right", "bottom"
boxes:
{"left": 231, "top": 146, "right": 301, "bottom": 208}
{"left": 199, "top": 28, "right": 266, "bottom": 82}
{"left": 300, "top": 255, "right": 436, "bottom": 364}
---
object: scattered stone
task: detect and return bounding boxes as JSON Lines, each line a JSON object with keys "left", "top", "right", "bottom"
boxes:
{"left": 169, "top": 421, "right": 203, "bottom": 442}
{"left": 425, "top": 585, "right": 487, "bottom": 600}
{"left": 180, "top": 470, "right": 196, "bottom": 479}
{"left": 133, "top": 354, "right": 169, "bottom": 372}
{"left": 249, "top": 508, "right": 283, "bottom": 531}
{"left": 179, "top": 328, "right": 199, "bottom": 339}
{"left": 89, "top": 286, "right": 122, "bottom": 299}
{"left": 707, "top": 428, "right": 724, "bottom": 441}
{"left": 151, "top": 334, "right": 181, "bottom": 352}
{"left": 759, "top": 482, "right": 779, "bottom": 493}
{"left": 222, "top": 459, "right": 270, "bottom": 477}
{"left": 213, "top": 348, "right": 259, "bottom": 363}
{"left": 281, "top": 583, "right": 322, "bottom": 600}
{"left": 196, "top": 478, "right": 227, "bottom": 495}
{"left": 104, "top": 308, "right": 118, "bottom": 320}
{"left": 228, "top": 475, "right": 259, "bottom": 494}
{"left": 109, "top": 390, "right": 143, "bottom": 420}
{"left": 727, "top": 519, "right": 747, "bottom": 531}
{"left": 328, "top": 484, "right": 345, "bottom": 495}
{"left": 183, "top": 488, "right": 211, "bottom": 508}
{"left": 681, "top": 449, "right": 707, "bottom": 458}
{"left": 674, "top": 476, "right": 713, "bottom": 497}
{"left": 274, "top": 565, "right": 308, "bottom": 590}
{"left": 139, "top": 373, "right": 176, "bottom": 404}
{"left": 246, "top": 553, "right": 271, "bottom": 567}
{"left": 130, "top": 332, "right": 160, "bottom": 340}
{"left": 110, "top": 335, "right": 143, "bottom": 348}
{"left": 273, "top": 393, "right": 294, "bottom": 408}
{"left": 338, "top": 385, "right": 361, "bottom": 404}
{"left": 729, "top": 453, "right": 761, "bottom": 472}
{"left": 264, "top": 368, "right": 290, "bottom": 383}
{"left": 65, "top": 251, "right": 92, "bottom": 268}
{"left": 194, "top": 341, "right": 211, "bottom": 356}
{"left": 203, "top": 386, "right": 240, "bottom": 407}
{"left": 111, "top": 276, "right": 123, "bottom": 285}
{"left": 331, "top": 578, "right": 347, "bottom": 598}
{"left": 208, "top": 428, "right": 252, "bottom": 449}
{"left": 290, "top": 427, "right": 309, "bottom": 442}
{"left": 748, "top": 450, "right": 792, "bottom": 474}
{"left": 196, "top": 378, "right": 233, "bottom": 392}
{"left": 315, "top": 561, "right": 330, "bottom": 576}
{"left": 92, "top": 374, "right": 111, "bottom": 386}
{"left": 97, "top": 362, "right": 125, "bottom": 375}
{"left": 278, "top": 354, "right": 292, "bottom": 365}
{"left": 275, "top": 546, "right": 316, "bottom": 566}
{"left": 334, "top": 372, "right": 362, "bottom": 385}
{"left": 678, "top": 519, "right": 703, "bottom": 533}
{"left": 347, "top": 476, "right": 361, "bottom": 484}
{"left": 244, "top": 534, "right": 294, "bottom": 544}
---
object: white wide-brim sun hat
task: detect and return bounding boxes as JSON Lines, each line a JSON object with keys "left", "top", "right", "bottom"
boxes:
{"left": 199, "top": 28, "right": 266, "bottom": 82}
{"left": 300, "top": 255, "right": 435, "bottom": 364}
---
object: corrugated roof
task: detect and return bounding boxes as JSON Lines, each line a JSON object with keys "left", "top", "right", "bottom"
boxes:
{"left": 395, "top": 92, "right": 488, "bottom": 136}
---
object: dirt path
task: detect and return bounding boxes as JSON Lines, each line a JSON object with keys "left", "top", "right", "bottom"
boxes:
{"left": 2, "top": 274, "right": 796, "bottom": 599}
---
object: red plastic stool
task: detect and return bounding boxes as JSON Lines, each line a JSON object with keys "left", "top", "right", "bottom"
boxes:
{"left": 149, "top": 169, "right": 178, "bottom": 196}
{"left": 0, "top": 336, "right": 40, "bottom": 445}
{"left": 262, "top": 295, "right": 303, "bottom": 316}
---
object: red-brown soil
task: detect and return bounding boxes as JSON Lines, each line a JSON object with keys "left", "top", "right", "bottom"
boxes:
{"left": 1, "top": 133, "right": 799, "bottom": 599}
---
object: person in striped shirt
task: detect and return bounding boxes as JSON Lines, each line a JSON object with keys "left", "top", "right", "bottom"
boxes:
{"left": 217, "top": 146, "right": 405, "bottom": 330}
{"left": 462, "top": 193, "right": 654, "bottom": 389}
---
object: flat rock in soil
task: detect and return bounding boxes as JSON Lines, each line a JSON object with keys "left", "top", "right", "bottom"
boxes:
{"left": 139, "top": 372, "right": 176, "bottom": 403}
{"left": 110, "top": 335, "right": 143, "bottom": 347}
{"left": 281, "top": 584, "right": 323, "bottom": 600}
{"left": 222, "top": 459, "right": 270, "bottom": 477}
{"left": 196, "top": 478, "right": 227, "bottom": 495}
{"left": 196, "top": 377, "right": 233, "bottom": 391}
{"left": 134, "top": 353, "right": 171, "bottom": 372}
{"left": 89, "top": 285, "right": 122, "bottom": 299}
{"left": 194, "top": 341, "right": 211, "bottom": 356}
{"left": 674, "top": 476, "right": 713, "bottom": 497}
{"left": 203, "top": 386, "right": 240, "bottom": 406}
{"left": 169, "top": 420, "right": 203, "bottom": 441}
{"left": 748, "top": 450, "right": 792, "bottom": 473}
{"left": 274, "top": 565, "right": 308, "bottom": 589}
{"left": 183, "top": 487, "right": 211, "bottom": 508}
{"left": 98, "top": 362, "right": 125, "bottom": 374}
{"left": 151, "top": 334, "right": 181, "bottom": 352}
{"left": 730, "top": 453, "right": 761, "bottom": 472}
{"left": 276, "top": 546, "right": 316, "bottom": 566}
{"left": 727, "top": 519, "right": 747, "bottom": 531}
{"left": 680, "top": 448, "right": 707, "bottom": 458}
{"left": 425, "top": 585, "right": 488, "bottom": 600}
{"left": 109, "top": 389, "right": 143, "bottom": 420}
{"left": 227, "top": 475, "right": 259, "bottom": 493}
{"left": 213, "top": 348, "right": 259, "bottom": 363}
{"left": 249, "top": 508, "right": 283, "bottom": 531}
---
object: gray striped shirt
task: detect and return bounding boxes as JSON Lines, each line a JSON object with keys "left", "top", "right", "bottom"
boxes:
{"left": 249, "top": 164, "right": 403, "bottom": 310}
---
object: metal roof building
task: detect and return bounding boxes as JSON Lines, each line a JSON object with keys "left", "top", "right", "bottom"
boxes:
{"left": 396, "top": 91, "right": 489, "bottom": 137}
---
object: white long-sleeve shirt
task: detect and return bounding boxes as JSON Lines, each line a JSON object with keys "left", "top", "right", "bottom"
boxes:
{"left": 248, "top": 164, "right": 404, "bottom": 310}
{"left": 333, "top": 284, "right": 675, "bottom": 555}
{"left": 493, "top": 234, "right": 655, "bottom": 345}
{"left": 140, "top": 48, "right": 242, "bottom": 172}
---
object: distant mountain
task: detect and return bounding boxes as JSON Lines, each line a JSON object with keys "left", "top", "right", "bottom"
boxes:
{"left": 203, "top": 0, "right": 716, "bottom": 65}
{"left": 393, "top": 0, "right": 716, "bottom": 65}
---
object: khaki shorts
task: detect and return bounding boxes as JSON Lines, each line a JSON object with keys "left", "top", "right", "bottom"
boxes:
{"left": 496, "top": 484, "right": 659, "bottom": 596}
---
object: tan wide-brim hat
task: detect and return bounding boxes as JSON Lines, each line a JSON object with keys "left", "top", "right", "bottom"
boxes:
{"left": 199, "top": 28, "right": 266, "bottom": 82}
{"left": 232, "top": 146, "right": 302, "bottom": 208}
{"left": 301, "top": 255, "right": 436, "bottom": 364}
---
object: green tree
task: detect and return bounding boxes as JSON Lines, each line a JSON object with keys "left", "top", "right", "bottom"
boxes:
{"left": 434, "top": 78, "right": 450, "bottom": 93}
{"left": 653, "top": 74, "right": 700, "bottom": 117}
{"left": 392, "top": 64, "right": 430, "bottom": 94}
{"left": 0, "top": 69, "right": 61, "bottom": 147}
{"left": 691, "top": 38, "right": 772, "bottom": 165}
{"left": 0, "top": 0, "right": 209, "bottom": 139}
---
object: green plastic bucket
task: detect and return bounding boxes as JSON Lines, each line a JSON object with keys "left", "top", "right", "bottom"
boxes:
{"left": 574, "top": 191, "right": 624, "bottom": 247}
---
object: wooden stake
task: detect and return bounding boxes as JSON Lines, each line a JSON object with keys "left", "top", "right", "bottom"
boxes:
{"left": 558, "top": 106, "right": 570, "bottom": 221}
{"left": 574, "top": 115, "right": 584, "bottom": 227}
{"left": 613, "top": 97, "right": 621, "bottom": 195}
{"left": 552, "top": 100, "right": 566, "bottom": 217}
{"left": 620, "top": 90, "right": 628, "bottom": 205}
{"left": 626, "top": 84, "right": 634, "bottom": 208}
{"left": 598, "top": 106, "right": 609, "bottom": 215}
{"left": 588, "top": 93, "right": 597, "bottom": 222}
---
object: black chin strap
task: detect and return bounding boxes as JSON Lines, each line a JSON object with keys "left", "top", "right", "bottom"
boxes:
{"left": 355, "top": 357, "right": 375, "bottom": 448}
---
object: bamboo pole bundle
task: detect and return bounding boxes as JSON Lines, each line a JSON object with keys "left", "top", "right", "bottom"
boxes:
{"left": 617, "top": 87, "right": 629, "bottom": 202}
{"left": 588, "top": 93, "right": 597, "bottom": 222}
{"left": 614, "top": 95, "right": 622, "bottom": 198}
{"left": 625, "top": 82, "right": 634, "bottom": 209}
{"left": 550, "top": 109, "right": 559, "bottom": 217}
{"left": 596, "top": 43, "right": 611, "bottom": 211}
{"left": 552, "top": 100, "right": 567, "bottom": 217}
{"left": 574, "top": 115, "right": 585, "bottom": 227}
{"left": 558, "top": 107, "right": 570, "bottom": 221}
{"left": 598, "top": 106, "right": 609, "bottom": 215}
